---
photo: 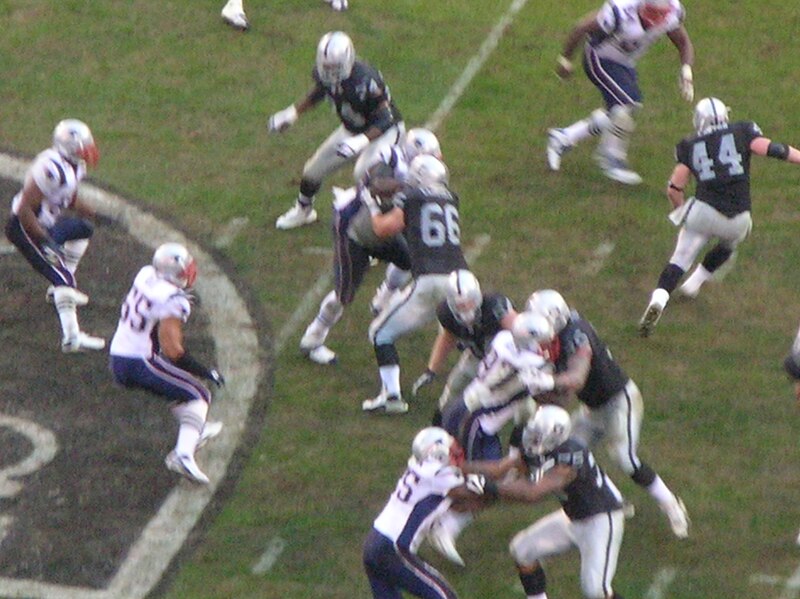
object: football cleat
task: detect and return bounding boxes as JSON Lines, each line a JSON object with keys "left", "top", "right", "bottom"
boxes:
{"left": 427, "top": 523, "right": 465, "bottom": 567}
{"left": 546, "top": 128, "right": 571, "bottom": 171}
{"left": 302, "top": 344, "right": 337, "bottom": 365}
{"left": 662, "top": 496, "right": 690, "bottom": 539}
{"left": 47, "top": 285, "right": 88, "bottom": 306}
{"left": 362, "top": 389, "right": 409, "bottom": 414}
{"left": 324, "top": 0, "right": 348, "bottom": 10}
{"left": 61, "top": 331, "right": 105, "bottom": 353}
{"left": 196, "top": 421, "right": 223, "bottom": 451}
{"left": 596, "top": 155, "right": 642, "bottom": 185}
{"left": 165, "top": 451, "right": 210, "bottom": 485}
{"left": 638, "top": 290, "right": 668, "bottom": 338}
{"left": 221, "top": 2, "right": 249, "bottom": 30}
{"left": 677, "top": 277, "right": 702, "bottom": 299}
{"left": 276, "top": 203, "right": 318, "bottom": 230}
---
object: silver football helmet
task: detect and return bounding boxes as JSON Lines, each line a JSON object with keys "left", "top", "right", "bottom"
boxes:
{"left": 152, "top": 243, "right": 197, "bottom": 289}
{"left": 53, "top": 119, "right": 99, "bottom": 167}
{"left": 522, "top": 405, "right": 571, "bottom": 456}
{"left": 526, "top": 289, "right": 570, "bottom": 334}
{"left": 316, "top": 31, "right": 355, "bottom": 87}
{"left": 446, "top": 269, "right": 482, "bottom": 327}
{"left": 511, "top": 311, "right": 554, "bottom": 353}
{"left": 407, "top": 154, "right": 449, "bottom": 187}
{"left": 693, "top": 97, "right": 729, "bottom": 136}
{"left": 411, "top": 426, "right": 457, "bottom": 466}
{"left": 403, "top": 128, "right": 442, "bottom": 162}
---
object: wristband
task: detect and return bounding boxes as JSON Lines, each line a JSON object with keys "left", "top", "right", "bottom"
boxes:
{"left": 484, "top": 479, "right": 499, "bottom": 500}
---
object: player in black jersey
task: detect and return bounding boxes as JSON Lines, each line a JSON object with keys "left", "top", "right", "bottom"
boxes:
{"left": 363, "top": 155, "right": 467, "bottom": 414}
{"left": 639, "top": 97, "right": 800, "bottom": 336}
{"left": 529, "top": 289, "right": 690, "bottom": 539}
{"left": 409, "top": 270, "right": 519, "bottom": 424}
{"left": 268, "top": 31, "right": 404, "bottom": 230}
{"left": 466, "top": 405, "right": 626, "bottom": 599}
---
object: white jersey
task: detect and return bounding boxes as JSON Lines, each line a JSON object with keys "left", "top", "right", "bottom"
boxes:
{"left": 11, "top": 148, "right": 86, "bottom": 229}
{"left": 109, "top": 265, "right": 192, "bottom": 358}
{"left": 463, "top": 330, "right": 555, "bottom": 435}
{"left": 590, "top": 0, "right": 684, "bottom": 67}
{"left": 373, "top": 459, "right": 463, "bottom": 552}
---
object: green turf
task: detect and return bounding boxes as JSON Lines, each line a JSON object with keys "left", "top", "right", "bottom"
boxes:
{"left": 2, "top": 0, "right": 800, "bottom": 597}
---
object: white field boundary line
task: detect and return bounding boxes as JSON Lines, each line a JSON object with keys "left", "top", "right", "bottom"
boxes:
{"left": 645, "top": 566, "right": 677, "bottom": 599}
{"left": 0, "top": 154, "right": 263, "bottom": 599}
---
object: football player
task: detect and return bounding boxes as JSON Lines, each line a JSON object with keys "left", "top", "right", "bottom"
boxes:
{"left": 4, "top": 119, "right": 105, "bottom": 352}
{"left": 409, "top": 269, "right": 519, "bottom": 424}
{"left": 529, "top": 289, "right": 690, "bottom": 538}
{"left": 268, "top": 31, "right": 404, "bottom": 230}
{"left": 638, "top": 97, "right": 800, "bottom": 336}
{"left": 221, "top": 0, "right": 248, "bottom": 30}
{"left": 363, "top": 155, "right": 467, "bottom": 414}
{"left": 363, "top": 426, "right": 489, "bottom": 599}
{"left": 109, "top": 243, "right": 225, "bottom": 485}
{"left": 546, "top": 0, "right": 695, "bottom": 184}
{"left": 466, "top": 405, "right": 627, "bottom": 599}
{"left": 298, "top": 128, "right": 441, "bottom": 365}
{"left": 429, "top": 311, "right": 556, "bottom": 566}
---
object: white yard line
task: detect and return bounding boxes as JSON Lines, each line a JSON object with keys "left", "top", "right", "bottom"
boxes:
{"left": 644, "top": 567, "right": 677, "bottom": 599}
{"left": 213, "top": 216, "right": 250, "bottom": 249}
{"left": 778, "top": 563, "right": 800, "bottom": 599}
{"left": 251, "top": 537, "right": 288, "bottom": 575}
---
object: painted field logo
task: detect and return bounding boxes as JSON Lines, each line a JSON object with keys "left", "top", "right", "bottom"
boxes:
{"left": 0, "top": 163, "right": 264, "bottom": 599}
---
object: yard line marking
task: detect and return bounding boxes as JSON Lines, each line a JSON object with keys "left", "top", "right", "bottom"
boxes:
{"left": 778, "top": 562, "right": 800, "bottom": 599}
{"left": 751, "top": 573, "right": 783, "bottom": 586}
{"left": 303, "top": 246, "right": 334, "bottom": 255}
{"left": 0, "top": 154, "right": 263, "bottom": 599}
{"left": 582, "top": 240, "right": 615, "bottom": 276}
{"left": 645, "top": 567, "right": 677, "bottom": 599}
{"left": 0, "top": 240, "right": 15, "bottom": 255}
{"left": 425, "top": 0, "right": 530, "bottom": 132}
{"left": 251, "top": 537, "right": 287, "bottom": 575}
{"left": 213, "top": 216, "right": 249, "bottom": 249}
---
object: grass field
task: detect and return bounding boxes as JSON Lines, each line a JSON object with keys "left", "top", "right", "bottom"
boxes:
{"left": 2, "top": 0, "right": 800, "bottom": 597}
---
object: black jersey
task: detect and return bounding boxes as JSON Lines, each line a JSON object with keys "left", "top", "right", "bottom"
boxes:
{"left": 554, "top": 312, "right": 628, "bottom": 408}
{"left": 436, "top": 292, "right": 514, "bottom": 359}
{"left": 395, "top": 185, "right": 467, "bottom": 277}
{"left": 524, "top": 438, "right": 623, "bottom": 521}
{"left": 311, "top": 60, "right": 402, "bottom": 135}
{"left": 675, "top": 121, "right": 762, "bottom": 217}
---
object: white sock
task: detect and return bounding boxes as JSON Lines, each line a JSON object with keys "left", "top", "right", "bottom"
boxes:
{"left": 682, "top": 264, "right": 711, "bottom": 292}
{"left": 650, "top": 288, "right": 670, "bottom": 309}
{"left": 647, "top": 475, "right": 676, "bottom": 506}
{"left": 529, "top": 594, "right": 547, "bottom": 599}
{"left": 172, "top": 399, "right": 208, "bottom": 456}
{"left": 379, "top": 364, "right": 401, "bottom": 398}
{"left": 53, "top": 286, "right": 80, "bottom": 341}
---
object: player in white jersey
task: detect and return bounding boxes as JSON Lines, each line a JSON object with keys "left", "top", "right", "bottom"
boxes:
{"left": 4, "top": 119, "right": 105, "bottom": 353}
{"left": 109, "top": 243, "right": 225, "bottom": 485}
{"left": 430, "top": 312, "right": 556, "bottom": 566}
{"left": 298, "top": 128, "right": 441, "bottom": 365}
{"left": 363, "top": 426, "right": 490, "bottom": 598}
{"left": 546, "top": 0, "right": 695, "bottom": 185}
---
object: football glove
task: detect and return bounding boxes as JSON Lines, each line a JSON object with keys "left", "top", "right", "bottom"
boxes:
{"left": 268, "top": 105, "right": 298, "bottom": 133}
{"left": 336, "top": 134, "right": 370, "bottom": 159}
{"left": 412, "top": 369, "right": 437, "bottom": 396}
{"left": 41, "top": 238, "right": 65, "bottom": 267}
{"left": 679, "top": 64, "right": 694, "bottom": 103}
{"left": 209, "top": 368, "right": 226, "bottom": 388}
{"left": 465, "top": 473, "right": 486, "bottom": 495}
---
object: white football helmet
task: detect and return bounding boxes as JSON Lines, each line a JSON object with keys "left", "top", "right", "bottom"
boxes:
{"left": 511, "top": 311, "right": 554, "bottom": 353}
{"left": 522, "top": 405, "right": 571, "bottom": 456}
{"left": 446, "top": 269, "right": 482, "bottom": 327}
{"left": 526, "top": 289, "right": 570, "bottom": 334}
{"left": 152, "top": 243, "right": 197, "bottom": 289}
{"left": 407, "top": 154, "right": 449, "bottom": 188}
{"left": 403, "top": 128, "right": 442, "bottom": 162}
{"left": 53, "top": 119, "right": 99, "bottom": 167}
{"left": 411, "top": 427, "right": 458, "bottom": 466}
{"left": 693, "top": 97, "right": 730, "bottom": 136}
{"left": 316, "top": 31, "right": 355, "bottom": 87}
